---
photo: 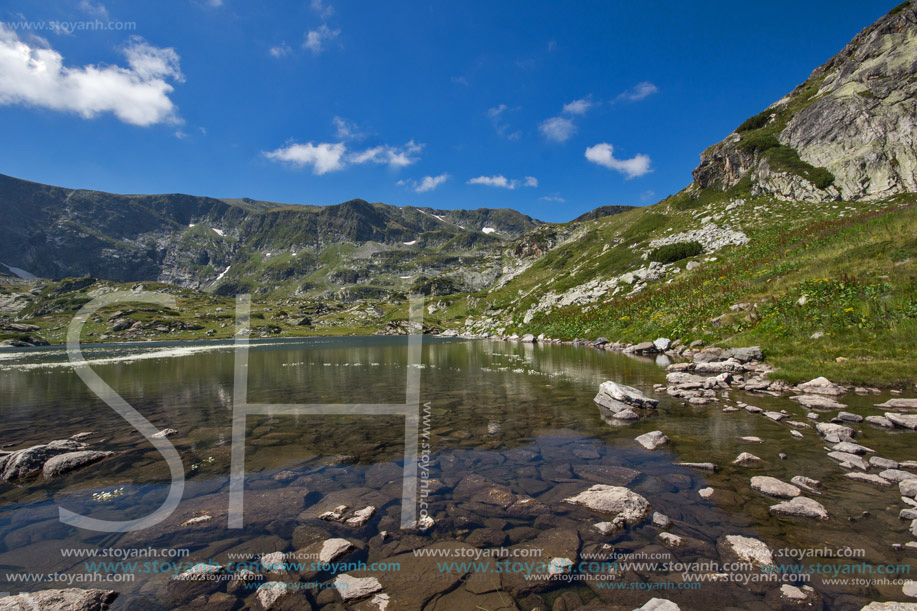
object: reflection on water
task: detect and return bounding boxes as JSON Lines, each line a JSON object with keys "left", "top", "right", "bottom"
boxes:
{"left": 0, "top": 337, "right": 914, "bottom": 609}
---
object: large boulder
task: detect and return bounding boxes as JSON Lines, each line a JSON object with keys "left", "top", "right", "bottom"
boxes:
{"left": 634, "top": 431, "right": 669, "bottom": 450}
{"left": 887, "top": 413, "right": 917, "bottom": 430}
{"left": 1, "top": 440, "right": 88, "bottom": 482}
{"left": 796, "top": 377, "right": 846, "bottom": 396}
{"left": 769, "top": 497, "right": 828, "bottom": 520}
{"left": 750, "top": 476, "right": 800, "bottom": 499}
{"left": 43, "top": 451, "right": 115, "bottom": 478}
{"left": 791, "top": 395, "right": 846, "bottom": 411}
{"left": 562, "top": 484, "right": 651, "bottom": 524}
{"left": 596, "top": 381, "right": 658, "bottom": 409}
{"left": 0, "top": 589, "right": 117, "bottom": 611}
{"left": 718, "top": 535, "right": 774, "bottom": 566}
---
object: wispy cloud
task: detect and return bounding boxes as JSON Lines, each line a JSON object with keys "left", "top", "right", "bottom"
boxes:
{"left": 78, "top": 0, "right": 109, "bottom": 20}
{"left": 303, "top": 24, "right": 339, "bottom": 54}
{"left": 269, "top": 42, "right": 292, "bottom": 58}
{"left": 614, "top": 81, "right": 658, "bottom": 103}
{"left": 584, "top": 143, "right": 652, "bottom": 178}
{"left": 348, "top": 140, "right": 423, "bottom": 168}
{"left": 562, "top": 96, "right": 595, "bottom": 115}
{"left": 398, "top": 173, "right": 450, "bottom": 193}
{"left": 487, "top": 104, "right": 522, "bottom": 140}
{"left": 265, "top": 139, "right": 422, "bottom": 174}
{"left": 310, "top": 0, "right": 334, "bottom": 19}
{"left": 0, "top": 27, "right": 183, "bottom": 126}
{"left": 332, "top": 116, "right": 366, "bottom": 140}
{"left": 539, "top": 116, "right": 576, "bottom": 143}
{"left": 467, "top": 175, "right": 538, "bottom": 190}
{"left": 451, "top": 76, "right": 469, "bottom": 86}
{"left": 540, "top": 194, "right": 565, "bottom": 203}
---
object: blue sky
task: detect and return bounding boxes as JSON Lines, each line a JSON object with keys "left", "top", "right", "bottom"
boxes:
{"left": 0, "top": 0, "right": 894, "bottom": 222}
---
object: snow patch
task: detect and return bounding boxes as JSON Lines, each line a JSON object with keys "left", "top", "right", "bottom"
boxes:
{"left": 214, "top": 265, "right": 231, "bottom": 282}
{"left": 211, "top": 228, "right": 225, "bottom": 237}
{"left": 188, "top": 223, "right": 196, "bottom": 228}
{"left": 482, "top": 227, "right": 496, "bottom": 234}
{"left": 403, "top": 240, "right": 417, "bottom": 245}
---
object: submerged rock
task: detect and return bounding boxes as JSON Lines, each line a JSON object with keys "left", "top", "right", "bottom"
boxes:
{"left": 792, "top": 395, "right": 846, "bottom": 411}
{"left": 845, "top": 472, "right": 893, "bottom": 486}
{"left": 333, "top": 574, "right": 383, "bottom": 601}
{"left": 733, "top": 452, "right": 763, "bottom": 466}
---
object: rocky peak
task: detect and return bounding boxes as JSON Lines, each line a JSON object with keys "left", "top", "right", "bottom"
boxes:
{"left": 693, "top": 1, "right": 917, "bottom": 202}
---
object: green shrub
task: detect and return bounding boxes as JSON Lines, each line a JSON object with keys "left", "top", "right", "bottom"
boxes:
{"left": 650, "top": 241, "right": 703, "bottom": 264}
{"left": 737, "top": 131, "right": 781, "bottom": 154}
{"left": 890, "top": 1, "right": 910, "bottom": 15}
{"left": 763, "top": 146, "right": 835, "bottom": 189}
{"left": 736, "top": 110, "right": 772, "bottom": 133}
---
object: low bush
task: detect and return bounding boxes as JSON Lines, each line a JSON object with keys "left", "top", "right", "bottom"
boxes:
{"left": 650, "top": 241, "right": 703, "bottom": 264}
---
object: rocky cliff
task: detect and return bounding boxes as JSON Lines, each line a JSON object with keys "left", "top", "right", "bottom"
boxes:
{"left": 693, "top": 1, "right": 917, "bottom": 202}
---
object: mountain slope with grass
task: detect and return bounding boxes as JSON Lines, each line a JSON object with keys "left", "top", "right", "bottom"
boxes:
{"left": 428, "top": 2, "right": 917, "bottom": 384}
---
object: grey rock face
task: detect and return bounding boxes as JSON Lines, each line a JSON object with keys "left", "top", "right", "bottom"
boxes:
{"left": 693, "top": 3, "right": 917, "bottom": 202}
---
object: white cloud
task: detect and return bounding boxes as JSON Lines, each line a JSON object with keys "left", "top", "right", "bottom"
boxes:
{"left": 584, "top": 143, "right": 652, "bottom": 178}
{"left": 562, "top": 97, "right": 594, "bottom": 115}
{"left": 614, "top": 81, "right": 658, "bottom": 103}
{"left": 78, "top": 0, "right": 109, "bottom": 20}
{"left": 467, "top": 174, "right": 538, "bottom": 190}
{"left": 0, "top": 27, "right": 183, "bottom": 126}
{"left": 265, "top": 139, "right": 422, "bottom": 174}
{"left": 539, "top": 116, "right": 576, "bottom": 142}
{"left": 311, "top": 0, "right": 334, "bottom": 19}
{"left": 303, "top": 24, "right": 339, "bottom": 54}
{"left": 264, "top": 142, "right": 346, "bottom": 174}
{"left": 468, "top": 175, "right": 515, "bottom": 189}
{"left": 269, "top": 42, "right": 292, "bottom": 58}
{"left": 540, "top": 194, "right": 565, "bottom": 203}
{"left": 399, "top": 173, "right": 449, "bottom": 193}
